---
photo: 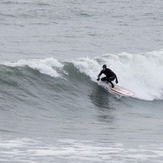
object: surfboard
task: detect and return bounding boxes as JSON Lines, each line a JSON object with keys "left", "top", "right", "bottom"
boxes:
{"left": 109, "top": 84, "right": 135, "bottom": 97}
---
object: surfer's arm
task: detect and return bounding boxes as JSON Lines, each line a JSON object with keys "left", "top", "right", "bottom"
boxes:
{"left": 115, "top": 75, "right": 118, "bottom": 84}
{"left": 97, "top": 70, "right": 103, "bottom": 81}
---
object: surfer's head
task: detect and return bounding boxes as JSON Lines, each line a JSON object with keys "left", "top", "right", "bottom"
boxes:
{"left": 102, "top": 64, "right": 107, "bottom": 70}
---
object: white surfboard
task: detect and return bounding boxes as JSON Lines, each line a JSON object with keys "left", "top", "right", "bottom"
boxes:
{"left": 109, "top": 84, "right": 135, "bottom": 97}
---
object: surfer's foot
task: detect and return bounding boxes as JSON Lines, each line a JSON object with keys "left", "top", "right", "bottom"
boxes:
{"left": 111, "top": 83, "right": 114, "bottom": 88}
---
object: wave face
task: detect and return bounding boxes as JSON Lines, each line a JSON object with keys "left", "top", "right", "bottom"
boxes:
{"left": 1, "top": 50, "right": 163, "bottom": 101}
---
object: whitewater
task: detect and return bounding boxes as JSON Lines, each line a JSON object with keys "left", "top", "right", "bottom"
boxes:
{"left": 0, "top": 0, "right": 163, "bottom": 162}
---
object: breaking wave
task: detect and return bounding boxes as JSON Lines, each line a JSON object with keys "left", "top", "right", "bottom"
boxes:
{"left": 1, "top": 50, "right": 163, "bottom": 101}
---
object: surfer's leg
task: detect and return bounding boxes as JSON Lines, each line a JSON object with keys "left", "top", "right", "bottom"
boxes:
{"left": 101, "top": 77, "right": 114, "bottom": 88}
{"left": 106, "top": 77, "right": 115, "bottom": 88}
{"left": 109, "top": 81, "right": 114, "bottom": 88}
{"left": 101, "top": 77, "right": 108, "bottom": 83}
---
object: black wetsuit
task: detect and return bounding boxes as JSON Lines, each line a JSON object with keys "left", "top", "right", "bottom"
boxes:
{"left": 98, "top": 68, "right": 118, "bottom": 87}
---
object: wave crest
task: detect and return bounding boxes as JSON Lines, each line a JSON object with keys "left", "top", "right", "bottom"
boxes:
{"left": 4, "top": 58, "right": 63, "bottom": 78}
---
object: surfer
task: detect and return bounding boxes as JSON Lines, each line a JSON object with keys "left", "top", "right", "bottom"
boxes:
{"left": 97, "top": 64, "right": 118, "bottom": 88}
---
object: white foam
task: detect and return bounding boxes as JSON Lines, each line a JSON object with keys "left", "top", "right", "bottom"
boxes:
{"left": 0, "top": 138, "right": 163, "bottom": 163}
{"left": 4, "top": 58, "right": 63, "bottom": 78}
{"left": 73, "top": 50, "right": 163, "bottom": 101}
{"left": 72, "top": 57, "right": 101, "bottom": 82}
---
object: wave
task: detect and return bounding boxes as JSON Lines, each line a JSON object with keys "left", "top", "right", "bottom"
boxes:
{"left": 72, "top": 50, "right": 163, "bottom": 101}
{"left": 1, "top": 50, "right": 163, "bottom": 101}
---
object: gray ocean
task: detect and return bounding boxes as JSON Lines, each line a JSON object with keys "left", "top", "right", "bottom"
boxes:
{"left": 0, "top": 0, "right": 163, "bottom": 162}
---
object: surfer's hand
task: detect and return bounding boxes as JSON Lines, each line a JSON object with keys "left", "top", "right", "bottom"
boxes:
{"left": 116, "top": 80, "right": 118, "bottom": 84}
{"left": 97, "top": 78, "right": 100, "bottom": 81}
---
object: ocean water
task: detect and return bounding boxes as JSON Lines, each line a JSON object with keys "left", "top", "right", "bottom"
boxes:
{"left": 0, "top": 0, "right": 163, "bottom": 163}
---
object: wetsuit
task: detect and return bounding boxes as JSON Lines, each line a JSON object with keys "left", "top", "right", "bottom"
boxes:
{"left": 98, "top": 68, "right": 118, "bottom": 88}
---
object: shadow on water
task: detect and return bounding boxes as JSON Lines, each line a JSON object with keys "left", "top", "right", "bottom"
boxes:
{"left": 89, "top": 82, "right": 118, "bottom": 110}
{"left": 89, "top": 83, "right": 117, "bottom": 123}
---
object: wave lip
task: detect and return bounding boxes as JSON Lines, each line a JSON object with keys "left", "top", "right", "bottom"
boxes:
{"left": 4, "top": 58, "right": 63, "bottom": 78}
